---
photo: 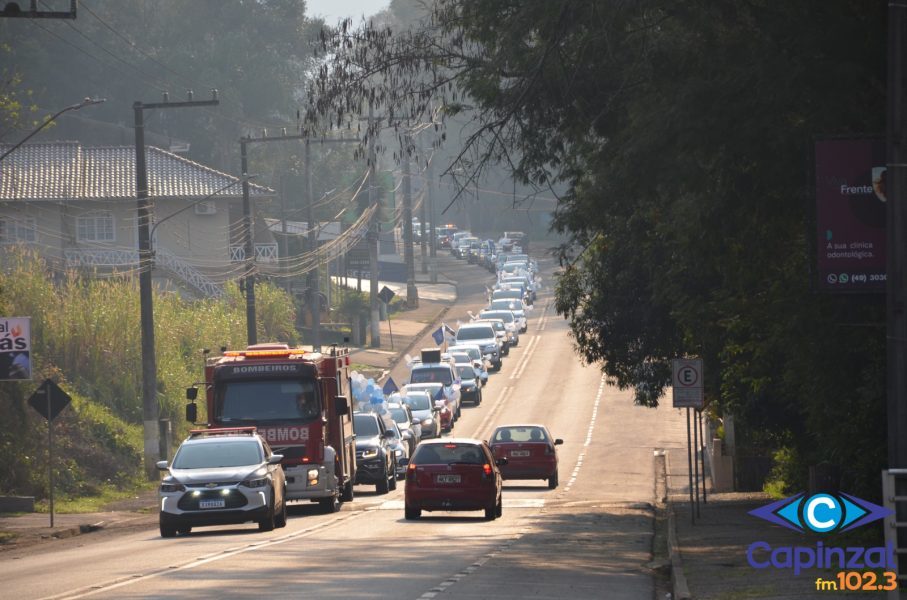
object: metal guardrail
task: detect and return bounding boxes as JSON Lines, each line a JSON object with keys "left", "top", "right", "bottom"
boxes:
{"left": 882, "top": 469, "right": 907, "bottom": 599}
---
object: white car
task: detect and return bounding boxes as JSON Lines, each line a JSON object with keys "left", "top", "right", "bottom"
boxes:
{"left": 488, "top": 298, "right": 529, "bottom": 332}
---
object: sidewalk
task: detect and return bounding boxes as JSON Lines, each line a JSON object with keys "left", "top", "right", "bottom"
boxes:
{"left": 346, "top": 275, "right": 457, "bottom": 372}
{"left": 665, "top": 453, "right": 884, "bottom": 599}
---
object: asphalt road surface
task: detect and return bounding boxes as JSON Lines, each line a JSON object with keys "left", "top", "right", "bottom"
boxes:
{"left": 0, "top": 256, "right": 688, "bottom": 600}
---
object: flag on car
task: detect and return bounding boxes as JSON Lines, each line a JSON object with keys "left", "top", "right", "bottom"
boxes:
{"left": 444, "top": 323, "right": 456, "bottom": 336}
{"left": 431, "top": 326, "right": 444, "bottom": 345}
{"left": 382, "top": 377, "right": 398, "bottom": 396}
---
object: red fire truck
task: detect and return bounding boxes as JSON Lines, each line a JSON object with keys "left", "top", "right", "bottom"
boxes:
{"left": 185, "top": 343, "right": 356, "bottom": 513}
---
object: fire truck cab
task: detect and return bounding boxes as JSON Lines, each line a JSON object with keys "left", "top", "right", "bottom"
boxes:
{"left": 186, "top": 343, "right": 355, "bottom": 513}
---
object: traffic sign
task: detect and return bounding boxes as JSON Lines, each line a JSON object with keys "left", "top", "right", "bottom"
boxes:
{"left": 28, "top": 379, "right": 72, "bottom": 422}
{"left": 378, "top": 286, "right": 396, "bottom": 305}
{"left": 672, "top": 358, "right": 704, "bottom": 409}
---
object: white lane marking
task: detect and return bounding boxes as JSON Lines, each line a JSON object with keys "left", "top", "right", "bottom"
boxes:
{"left": 45, "top": 512, "right": 367, "bottom": 600}
{"left": 509, "top": 334, "right": 540, "bottom": 380}
{"left": 535, "top": 300, "right": 551, "bottom": 331}
{"left": 418, "top": 533, "right": 525, "bottom": 600}
{"left": 375, "top": 499, "right": 544, "bottom": 510}
{"left": 564, "top": 374, "right": 605, "bottom": 492}
{"left": 476, "top": 385, "right": 513, "bottom": 440}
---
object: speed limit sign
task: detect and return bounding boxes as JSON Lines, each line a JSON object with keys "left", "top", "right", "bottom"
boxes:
{"left": 672, "top": 358, "right": 703, "bottom": 409}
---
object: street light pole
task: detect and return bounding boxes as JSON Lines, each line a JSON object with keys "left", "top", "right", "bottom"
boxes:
{"left": 135, "top": 91, "right": 218, "bottom": 479}
{"left": 0, "top": 97, "right": 105, "bottom": 162}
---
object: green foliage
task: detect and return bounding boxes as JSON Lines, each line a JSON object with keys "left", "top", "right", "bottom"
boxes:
{"left": 0, "top": 248, "right": 297, "bottom": 498}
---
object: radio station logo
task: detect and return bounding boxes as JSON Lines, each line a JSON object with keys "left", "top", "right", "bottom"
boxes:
{"left": 749, "top": 492, "right": 891, "bottom": 534}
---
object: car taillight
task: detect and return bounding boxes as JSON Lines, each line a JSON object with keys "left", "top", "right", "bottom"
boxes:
{"left": 406, "top": 463, "right": 417, "bottom": 485}
{"left": 483, "top": 463, "right": 493, "bottom": 477}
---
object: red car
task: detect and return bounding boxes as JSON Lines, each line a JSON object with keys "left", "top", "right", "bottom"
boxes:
{"left": 489, "top": 424, "right": 562, "bottom": 489}
{"left": 404, "top": 438, "right": 505, "bottom": 520}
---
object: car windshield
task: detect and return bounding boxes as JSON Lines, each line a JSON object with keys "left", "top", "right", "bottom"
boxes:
{"left": 172, "top": 440, "right": 263, "bottom": 469}
{"left": 449, "top": 346, "right": 481, "bottom": 360}
{"left": 390, "top": 407, "right": 408, "bottom": 423}
{"left": 456, "top": 326, "right": 494, "bottom": 341}
{"left": 353, "top": 414, "right": 380, "bottom": 437}
{"left": 403, "top": 393, "right": 431, "bottom": 410}
{"left": 411, "top": 443, "right": 486, "bottom": 465}
{"left": 410, "top": 367, "right": 453, "bottom": 385}
{"left": 491, "top": 299, "right": 522, "bottom": 312}
{"left": 480, "top": 311, "right": 514, "bottom": 323}
{"left": 493, "top": 426, "right": 549, "bottom": 443}
{"left": 457, "top": 365, "right": 476, "bottom": 379}
{"left": 478, "top": 320, "right": 505, "bottom": 332}
{"left": 218, "top": 378, "right": 319, "bottom": 423}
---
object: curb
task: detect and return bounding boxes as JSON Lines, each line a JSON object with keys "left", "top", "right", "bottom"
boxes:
{"left": 662, "top": 451, "right": 693, "bottom": 600}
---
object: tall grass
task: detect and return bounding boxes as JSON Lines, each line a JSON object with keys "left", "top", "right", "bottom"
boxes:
{"left": 0, "top": 248, "right": 298, "bottom": 498}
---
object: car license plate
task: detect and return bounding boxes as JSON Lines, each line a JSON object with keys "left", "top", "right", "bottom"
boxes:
{"left": 511, "top": 450, "right": 530, "bottom": 457}
{"left": 199, "top": 499, "right": 225, "bottom": 509}
{"left": 436, "top": 474, "right": 461, "bottom": 484}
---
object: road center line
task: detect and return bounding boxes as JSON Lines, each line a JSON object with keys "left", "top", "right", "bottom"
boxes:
{"left": 564, "top": 374, "right": 606, "bottom": 492}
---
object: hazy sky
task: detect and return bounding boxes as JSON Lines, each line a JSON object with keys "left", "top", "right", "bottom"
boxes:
{"left": 307, "top": 0, "right": 390, "bottom": 25}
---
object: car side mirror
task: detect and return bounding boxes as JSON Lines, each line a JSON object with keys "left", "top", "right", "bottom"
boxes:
{"left": 495, "top": 457, "right": 509, "bottom": 466}
{"left": 185, "top": 402, "right": 198, "bottom": 423}
{"left": 412, "top": 419, "right": 421, "bottom": 426}
{"left": 383, "top": 430, "right": 395, "bottom": 439}
{"left": 268, "top": 454, "right": 284, "bottom": 465}
{"left": 156, "top": 460, "right": 170, "bottom": 470}
{"left": 186, "top": 387, "right": 198, "bottom": 401}
{"left": 555, "top": 439, "right": 564, "bottom": 445}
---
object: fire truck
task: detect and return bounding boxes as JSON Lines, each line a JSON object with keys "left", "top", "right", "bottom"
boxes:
{"left": 185, "top": 343, "right": 356, "bottom": 513}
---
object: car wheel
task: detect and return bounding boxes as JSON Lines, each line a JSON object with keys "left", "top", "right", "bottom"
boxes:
{"left": 376, "top": 472, "right": 390, "bottom": 494}
{"left": 484, "top": 502, "right": 497, "bottom": 521}
{"left": 159, "top": 521, "right": 177, "bottom": 538}
{"left": 259, "top": 493, "right": 276, "bottom": 532}
{"left": 405, "top": 506, "right": 421, "bottom": 520}
{"left": 275, "top": 495, "right": 288, "bottom": 527}
{"left": 388, "top": 467, "right": 398, "bottom": 491}
{"left": 495, "top": 496, "right": 503, "bottom": 518}
{"left": 319, "top": 494, "right": 341, "bottom": 514}
{"left": 341, "top": 479, "right": 355, "bottom": 502}
{"left": 548, "top": 470, "right": 559, "bottom": 489}
{"left": 177, "top": 526, "right": 192, "bottom": 535}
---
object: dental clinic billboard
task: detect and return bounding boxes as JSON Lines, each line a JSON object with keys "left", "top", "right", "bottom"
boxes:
{"left": 815, "top": 138, "right": 886, "bottom": 292}
{"left": 0, "top": 317, "right": 31, "bottom": 380}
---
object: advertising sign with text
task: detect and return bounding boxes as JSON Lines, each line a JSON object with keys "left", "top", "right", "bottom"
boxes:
{"left": 0, "top": 317, "right": 31, "bottom": 381}
{"left": 815, "top": 138, "right": 886, "bottom": 292}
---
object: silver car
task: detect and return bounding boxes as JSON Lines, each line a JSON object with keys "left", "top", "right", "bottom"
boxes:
{"left": 157, "top": 428, "right": 287, "bottom": 537}
{"left": 401, "top": 391, "right": 441, "bottom": 439}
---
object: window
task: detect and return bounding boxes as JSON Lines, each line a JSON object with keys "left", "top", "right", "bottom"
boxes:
{"left": 0, "top": 217, "right": 36, "bottom": 244}
{"left": 77, "top": 212, "right": 115, "bottom": 242}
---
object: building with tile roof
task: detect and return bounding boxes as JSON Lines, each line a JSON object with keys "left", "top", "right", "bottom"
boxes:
{"left": 0, "top": 142, "right": 278, "bottom": 297}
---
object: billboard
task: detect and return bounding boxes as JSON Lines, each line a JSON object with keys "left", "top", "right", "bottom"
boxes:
{"left": 815, "top": 138, "right": 886, "bottom": 292}
{"left": 0, "top": 317, "right": 32, "bottom": 380}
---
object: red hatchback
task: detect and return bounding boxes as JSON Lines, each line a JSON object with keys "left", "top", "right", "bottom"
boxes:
{"left": 489, "top": 424, "right": 563, "bottom": 489}
{"left": 404, "top": 438, "right": 505, "bottom": 520}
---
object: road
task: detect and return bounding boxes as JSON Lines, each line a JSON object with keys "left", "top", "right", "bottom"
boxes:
{"left": 0, "top": 255, "right": 688, "bottom": 600}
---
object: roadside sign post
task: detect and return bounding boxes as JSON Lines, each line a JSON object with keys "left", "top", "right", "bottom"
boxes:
{"left": 699, "top": 410, "right": 707, "bottom": 504}
{"left": 378, "top": 286, "right": 396, "bottom": 350}
{"left": 28, "top": 379, "right": 72, "bottom": 528}
{"left": 673, "top": 358, "right": 704, "bottom": 524}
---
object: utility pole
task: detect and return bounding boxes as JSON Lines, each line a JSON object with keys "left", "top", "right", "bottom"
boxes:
{"left": 886, "top": 0, "right": 907, "bottom": 568}
{"left": 240, "top": 138, "right": 257, "bottom": 346}
{"left": 427, "top": 149, "right": 438, "bottom": 284}
{"left": 368, "top": 104, "right": 381, "bottom": 347}
{"left": 305, "top": 140, "right": 321, "bottom": 350}
{"left": 135, "top": 91, "right": 219, "bottom": 479}
{"left": 402, "top": 138, "right": 418, "bottom": 307}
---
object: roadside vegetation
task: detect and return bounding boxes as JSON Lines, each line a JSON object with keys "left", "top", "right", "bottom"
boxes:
{"left": 0, "top": 248, "right": 298, "bottom": 503}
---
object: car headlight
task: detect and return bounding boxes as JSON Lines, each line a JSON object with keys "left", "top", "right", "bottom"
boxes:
{"left": 241, "top": 476, "right": 269, "bottom": 488}
{"left": 361, "top": 448, "right": 378, "bottom": 459}
{"left": 421, "top": 418, "right": 433, "bottom": 426}
{"left": 160, "top": 481, "right": 185, "bottom": 493}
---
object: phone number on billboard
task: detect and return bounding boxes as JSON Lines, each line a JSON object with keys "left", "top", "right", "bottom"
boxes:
{"left": 825, "top": 273, "right": 885, "bottom": 285}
